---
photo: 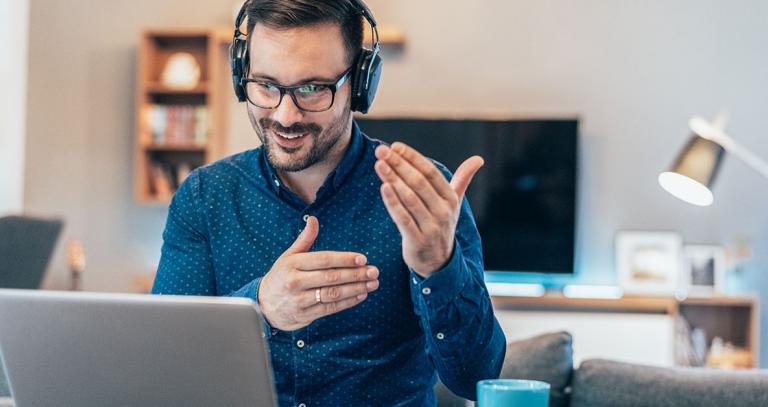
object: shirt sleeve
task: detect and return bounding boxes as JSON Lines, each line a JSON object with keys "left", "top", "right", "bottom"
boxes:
{"left": 152, "top": 170, "right": 217, "bottom": 296}
{"left": 409, "top": 179, "right": 507, "bottom": 400}
{"left": 151, "top": 170, "right": 278, "bottom": 337}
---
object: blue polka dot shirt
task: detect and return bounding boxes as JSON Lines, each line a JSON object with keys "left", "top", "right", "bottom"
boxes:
{"left": 152, "top": 121, "right": 506, "bottom": 406}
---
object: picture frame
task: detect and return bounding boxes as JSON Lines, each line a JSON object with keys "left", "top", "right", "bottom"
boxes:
{"left": 616, "top": 231, "right": 682, "bottom": 295}
{"left": 680, "top": 245, "right": 726, "bottom": 296}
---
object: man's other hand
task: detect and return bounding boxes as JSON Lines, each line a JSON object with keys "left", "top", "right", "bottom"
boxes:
{"left": 257, "top": 216, "right": 379, "bottom": 331}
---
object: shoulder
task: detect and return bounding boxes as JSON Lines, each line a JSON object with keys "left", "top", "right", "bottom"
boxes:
{"left": 198, "top": 147, "right": 262, "bottom": 178}
{"left": 172, "top": 147, "right": 265, "bottom": 203}
{"left": 192, "top": 147, "right": 265, "bottom": 186}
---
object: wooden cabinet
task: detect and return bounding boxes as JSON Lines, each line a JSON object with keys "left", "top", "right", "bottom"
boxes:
{"left": 134, "top": 29, "right": 229, "bottom": 203}
{"left": 677, "top": 296, "right": 758, "bottom": 369}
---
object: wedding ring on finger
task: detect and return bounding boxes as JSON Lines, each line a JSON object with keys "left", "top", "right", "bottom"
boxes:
{"left": 315, "top": 288, "right": 322, "bottom": 304}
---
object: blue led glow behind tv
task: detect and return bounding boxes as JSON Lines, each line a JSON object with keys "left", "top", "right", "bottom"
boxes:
{"left": 356, "top": 118, "right": 578, "bottom": 274}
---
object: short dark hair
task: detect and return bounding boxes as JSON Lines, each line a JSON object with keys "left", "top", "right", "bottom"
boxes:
{"left": 245, "top": 0, "right": 364, "bottom": 65}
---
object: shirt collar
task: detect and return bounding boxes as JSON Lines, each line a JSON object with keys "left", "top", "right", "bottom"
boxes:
{"left": 260, "top": 120, "right": 366, "bottom": 195}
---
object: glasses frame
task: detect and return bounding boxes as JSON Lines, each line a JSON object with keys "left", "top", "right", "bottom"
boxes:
{"left": 240, "top": 66, "right": 354, "bottom": 113}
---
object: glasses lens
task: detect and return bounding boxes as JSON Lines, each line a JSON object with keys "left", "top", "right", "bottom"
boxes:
{"left": 292, "top": 84, "right": 334, "bottom": 112}
{"left": 245, "top": 82, "right": 281, "bottom": 108}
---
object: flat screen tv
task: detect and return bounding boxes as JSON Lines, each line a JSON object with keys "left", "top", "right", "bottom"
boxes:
{"left": 356, "top": 117, "right": 578, "bottom": 274}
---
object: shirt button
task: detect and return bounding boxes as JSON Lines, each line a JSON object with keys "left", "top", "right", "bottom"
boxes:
{"left": 298, "top": 403, "right": 307, "bottom": 407}
{"left": 436, "top": 332, "right": 445, "bottom": 340}
{"left": 412, "top": 277, "right": 418, "bottom": 285}
{"left": 422, "top": 287, "right": 431, "bottom": 295}
{"left": 296, "top": 340, "right": 305, "bottom": 348}
{"left": 274, "top": 179, "right": 280, "bottom": 187}
{"left": 302, "top": 214, "right": 309, "bottom": 222}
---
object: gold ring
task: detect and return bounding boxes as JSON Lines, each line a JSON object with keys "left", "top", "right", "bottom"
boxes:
{"left": 315, "top": 288, "right": 321, "bottom": 303}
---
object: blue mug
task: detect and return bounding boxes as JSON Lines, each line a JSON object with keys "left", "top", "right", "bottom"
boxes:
{"left": 477, "top": 379, "right": 550, "bottom": 406}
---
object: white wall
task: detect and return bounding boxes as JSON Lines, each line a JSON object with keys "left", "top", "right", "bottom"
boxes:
{"left": 0, "top": 0, "right": 29, "bottom": 215}
{"left": 497, "top": 311, "right": 675, "bottom": 367}
{"left": 23, "top": 0, "right": 768, "bottom": 364}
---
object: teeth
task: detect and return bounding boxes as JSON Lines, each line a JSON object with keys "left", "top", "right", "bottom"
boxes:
{"left": 276, "top": 131, "right": 305, "bottom": 140}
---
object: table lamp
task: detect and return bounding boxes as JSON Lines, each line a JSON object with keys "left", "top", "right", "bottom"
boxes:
{"left": 658, "top": 114, "right": 768, "bottom": 206}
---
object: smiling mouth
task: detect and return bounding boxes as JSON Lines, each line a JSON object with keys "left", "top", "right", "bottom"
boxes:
{"left": 275, "top": 131, "right": 306, "bottom": 140}
{"left": 270, "top": 129, "right": 309, "bottom": 149}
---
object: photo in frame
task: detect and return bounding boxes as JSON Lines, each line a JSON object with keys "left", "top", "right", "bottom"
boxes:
{"left": 616, "top": 231, "right": 682, "bottom": 295}
{"left": 680, "top": 245, "right": 726, "bottom": 296}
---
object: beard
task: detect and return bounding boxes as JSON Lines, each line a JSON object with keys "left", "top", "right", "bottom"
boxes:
{"left": 249, "top": 105, "right": 352, "bottom": 172}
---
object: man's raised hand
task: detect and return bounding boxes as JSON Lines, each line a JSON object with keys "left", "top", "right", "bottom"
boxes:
{"left": 374, "top": 142, "right": 483, "bottom": 278}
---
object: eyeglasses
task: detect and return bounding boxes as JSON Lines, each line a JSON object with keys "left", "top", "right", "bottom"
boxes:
{"left": 240, "top": 67, "right": 353, "bottom": 112}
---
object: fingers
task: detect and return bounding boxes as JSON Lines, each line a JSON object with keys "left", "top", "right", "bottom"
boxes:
{"left": 450, "top": 156, "right": 484, "bottom": 200}
{"left": 375, "top": 143, "right": 484, "bottom": 206}
{"left": 380, "top": 143, "right": 456, "bottom": 203}
{"left": 282, "top": 216, "right": 319, "bottom": 256}
{"left": 301, "top": 292, "right": 370, "bottom": 322}
{"left": 289, "top": 250, "right": 367, "bottom": 271}
{"left": 298, "top": 279, "right": 380, "bottom": 308}
{"left": 375, "top": 145, "right": 451, "bottom": 216}
{"left": 376, "top": 171, "right": 432, "bottom": 232}
{"left": 380, "top": 182, "right": 421, "bottom": 237}
{"left": 297, "top": 265, "right": 379, "bottom": 290}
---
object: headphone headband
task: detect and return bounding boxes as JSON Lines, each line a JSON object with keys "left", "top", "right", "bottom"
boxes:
{"left": 233, "top": 0, "right": 378, "bottom": 47}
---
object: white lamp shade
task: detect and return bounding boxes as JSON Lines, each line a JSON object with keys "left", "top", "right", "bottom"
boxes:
{"left": 659, "top": 134, "right": 725, "bottom": 206}
{"left": 658, "top": 171, "right": 714, "bottom": 206}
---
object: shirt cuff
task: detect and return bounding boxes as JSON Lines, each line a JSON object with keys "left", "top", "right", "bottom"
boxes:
{"left": 227, "top": 277, "right": 279, "bottom": 338}
{"left": 409, "top": 239, "right": 470, "bottom": 312}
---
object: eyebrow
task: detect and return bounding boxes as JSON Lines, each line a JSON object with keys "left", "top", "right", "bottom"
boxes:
{"left": 247, "top": 73, "right": 338, "bottom": 86}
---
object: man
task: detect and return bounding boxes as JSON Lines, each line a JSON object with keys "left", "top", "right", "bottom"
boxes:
{"left": 152, "top": 0, "right": 506, "bottom": 405}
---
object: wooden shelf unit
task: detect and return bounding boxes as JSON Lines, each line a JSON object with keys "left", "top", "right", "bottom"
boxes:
{"left": 134, "top": 29, "right": 229, "bottom": 203}
{"left": 492, "top": 294, "right": 760, "bottom": 369}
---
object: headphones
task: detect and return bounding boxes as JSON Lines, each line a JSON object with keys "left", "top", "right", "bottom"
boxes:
{"left": 230, "top": 0, "right": 383, "bottom": 114}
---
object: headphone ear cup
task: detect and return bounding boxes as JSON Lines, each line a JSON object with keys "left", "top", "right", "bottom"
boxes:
{"left": 350, "top": 48, "right": 382, "bottom": 114}
{"left": 229, "top": 38, "right": 248, "bottom": 102}
{"left": 349, "top": 50, "right": 367, "bottom": 112}
{"left": 361, "top": 52, "right": 382, "bottom": 113}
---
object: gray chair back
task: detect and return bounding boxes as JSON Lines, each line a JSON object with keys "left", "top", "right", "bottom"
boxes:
{"left": 0, "top": 215, "right": 63, "bottom": 289}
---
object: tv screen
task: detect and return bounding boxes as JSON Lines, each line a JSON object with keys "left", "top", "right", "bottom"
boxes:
{"left": 356, "top": 118, "right": 578, "bottom": 274}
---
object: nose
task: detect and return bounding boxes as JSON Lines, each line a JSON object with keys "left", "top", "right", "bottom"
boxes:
{"left": 271, "top": 93, "right": 304, "bottom": 129}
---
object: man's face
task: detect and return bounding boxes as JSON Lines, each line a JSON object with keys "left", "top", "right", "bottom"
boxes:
{"left": 246, "top": 22, "right": 353, "bottom": 172}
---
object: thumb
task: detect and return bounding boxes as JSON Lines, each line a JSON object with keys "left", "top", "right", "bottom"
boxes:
{"left": 450, "top": 156, "right": 484, "bottom": 201}
{"left": 283, "top": 216, "right": 319, "bottom": 256}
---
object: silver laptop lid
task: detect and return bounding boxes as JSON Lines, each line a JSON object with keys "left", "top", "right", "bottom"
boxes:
{"left": 0, "top": 289, "right": 276, "bottom": 407}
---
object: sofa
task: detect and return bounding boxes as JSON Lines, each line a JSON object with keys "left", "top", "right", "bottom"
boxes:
{"left": 435, "top": 331, "right": 768, "bottom": 407}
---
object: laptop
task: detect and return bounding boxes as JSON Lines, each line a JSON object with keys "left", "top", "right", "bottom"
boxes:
{"left": 0, "top": 289, "right": 277, "bottom": 407}
{"left": 0, "top": 216, "right": 63, "bottom": 289}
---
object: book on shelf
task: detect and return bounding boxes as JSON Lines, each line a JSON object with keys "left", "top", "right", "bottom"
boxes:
{"left": 146, "top": 104, "right": 209, "bottom": 145}
{"left": 148, "top": 160, "right": 195, "bottom": 200}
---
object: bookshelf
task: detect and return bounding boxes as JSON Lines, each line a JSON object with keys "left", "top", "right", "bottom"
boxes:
{"left": 134, "top": 29, "right": 229, "bottom": 203}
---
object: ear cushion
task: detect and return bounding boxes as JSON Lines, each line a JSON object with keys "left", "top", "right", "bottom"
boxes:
{"left": 350, "top": 48, "right": 382, "bottom": 114}
{"left": 230, "top": 38, "right": 248, "bottom": 102}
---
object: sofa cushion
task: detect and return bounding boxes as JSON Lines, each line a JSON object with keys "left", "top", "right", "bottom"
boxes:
{"left": 499, "top": 331, "right": 572, "bottom": 407}
{"left": 570, "top": 359, "right": 768, "bottom": 407}
{"left": 434, "top": 331, "right": 573, "bottom": 407}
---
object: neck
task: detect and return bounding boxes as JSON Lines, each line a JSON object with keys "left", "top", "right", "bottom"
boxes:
{"left": 276, "top": 120, "right": 353, "bottom": 204}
